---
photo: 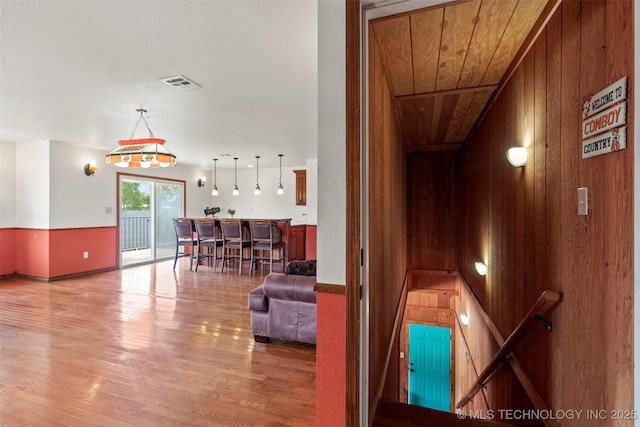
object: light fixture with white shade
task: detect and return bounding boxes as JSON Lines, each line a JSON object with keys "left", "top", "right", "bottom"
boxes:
{"left": 460, "top": 313, "right": 470, "bottom": 326}
{"left": 277, "top": 154, "right": 284, "bottom": 195}
{"left": 232, "top": 157, "right": 240, "bottom": 196}
{"left": 475, "top": 261, "right": 487, "bottom": 276}
{"left": 197, "top": 176, "right": 206, "bottom": 187}
{"left": 211, "top": 158, "right": 219, "bottom": 196}
{"left": 106, "top": 108, "right": 176, "bottom": 168}
{"left": 254, "top": 156, "right": 261, "bottom": 195}
{"left": 506, "top": 146, "right": 527, "bottom": 167}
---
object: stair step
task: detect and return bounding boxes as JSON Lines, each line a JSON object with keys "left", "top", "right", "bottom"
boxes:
{"left": 373, "top": 400, "right": 512, "bottom": 427}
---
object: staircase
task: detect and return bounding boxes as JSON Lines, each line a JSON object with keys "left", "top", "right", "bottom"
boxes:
{"left": 373, "top": 400, "right": 513, "bottom": 427}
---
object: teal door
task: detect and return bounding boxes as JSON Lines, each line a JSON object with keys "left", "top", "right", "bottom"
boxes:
{"left": 408, "top": 324, "right": 451, "bottom": 411}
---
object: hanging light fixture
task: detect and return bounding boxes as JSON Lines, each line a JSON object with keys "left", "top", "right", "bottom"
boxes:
{"left": 211, "top": 158, "right": 219, "bottom": 196}
{"left": 277, "top": 154, "right": 284, "bottom": 195}
{"left": 232, "top": 157, "right": 240, "bottom": 196}
{"left": 254, "top": 156, "right": 261, "bottom": 195}
{"left": 106, "top": 109, "right": 176, "bottom": 168}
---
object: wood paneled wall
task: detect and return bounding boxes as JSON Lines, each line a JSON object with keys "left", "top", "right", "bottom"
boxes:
{"left": 368, "top": 26, "right": 408, "bottom": 415}
{"left": 408, "top": 153, "right": 458, "bottom": 270}
{"left": 457, "top": 0, "right": 633, "bottom": 424}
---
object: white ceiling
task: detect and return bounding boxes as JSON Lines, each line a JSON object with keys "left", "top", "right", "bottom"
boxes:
{"left": 0, "top": 0, "right": 318, "bottom": 169}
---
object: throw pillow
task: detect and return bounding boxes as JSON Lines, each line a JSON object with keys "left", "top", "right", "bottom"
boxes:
{"left": 285, "top": 260, "right": 316, "bottom": 276}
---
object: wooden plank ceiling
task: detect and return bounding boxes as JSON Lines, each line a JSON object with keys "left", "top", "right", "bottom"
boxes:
{"left": 370, "top": 0, "right": 554, "bottom": 152}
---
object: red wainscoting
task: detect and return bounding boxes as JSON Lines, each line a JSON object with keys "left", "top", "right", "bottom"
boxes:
{"left": 49, "top": 227, "right": 117, "bottom": 278}
{"left": 0, "top": 228, "right": 17, "bottom": 276}
{"left": 316, "top": 291, "right": 346, "bottom": 427}
{"left": 12, "top": 227, "right": 117, "bottom": 279}
{"left": 305, "top": 225, "right": 317, "bottom": 260}
{"left": 15, "top": 228, "right": 50, "bottom": 278}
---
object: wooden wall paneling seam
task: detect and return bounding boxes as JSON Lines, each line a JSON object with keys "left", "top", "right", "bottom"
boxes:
{"left": 345, "top": 0, "right": 360, "bottom": 425}
{"left": 532, "top": 27, "right": 549, "bottom": 399}
{"left": 368, "top": 28, "right": 385, "bottom": 415}
{"left": 578, "top": 0, "right": 607, "bottom": 415}
{"left": 602, "top": 0, "right": 634, "bottom": 416}
{"left": 543, "top": 7, "right": 562, "bottom": 410}
{"left": 557, "top": 0, "right": 581, "bottom": 415}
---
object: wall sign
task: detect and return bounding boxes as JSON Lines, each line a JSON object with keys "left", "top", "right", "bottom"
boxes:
{"left": 582, "top": 76, "right": 627, "bottom": 119}
{"left": 582, "top": 126, "right": 627, "bottom": 159}
{"left": 581, "top": 76, "right": 627, "bottom": 159}
{"left": 581, "top": 102, "right": 626, "bottom": 139}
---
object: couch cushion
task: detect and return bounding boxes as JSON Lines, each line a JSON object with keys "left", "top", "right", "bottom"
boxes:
{"left": 262, "top": 273, "right": 316, "bottom": 304}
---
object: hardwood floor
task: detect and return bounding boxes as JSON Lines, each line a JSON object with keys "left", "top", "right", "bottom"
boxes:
{"left": 0, "top": 259, "right": 316, "bottom": 426}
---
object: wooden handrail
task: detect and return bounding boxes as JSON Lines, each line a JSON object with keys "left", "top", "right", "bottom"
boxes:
{"left": 456, "top": 290, "right": 561, "bottom": 409}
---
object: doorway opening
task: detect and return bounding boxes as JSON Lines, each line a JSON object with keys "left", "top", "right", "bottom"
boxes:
{"left": 118, "top": 174, "right": 185, "bottom": 267}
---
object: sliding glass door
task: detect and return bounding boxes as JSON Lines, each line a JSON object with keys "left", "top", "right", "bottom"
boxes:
{"left": 119, "top": 175, "right": 184, "bottom": 267}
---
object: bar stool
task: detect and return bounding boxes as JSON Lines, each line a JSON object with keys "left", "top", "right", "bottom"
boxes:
{"left": 172, "top": 218, "right": 197, "bottom": 270}
{"left": 249, "top": 220, "right": 284, "bottom": 274}
{"left": 220, "top": 219, "right": 252, "bottom": 274}
{"left": 194, "top": 218, "right": 224, "bottom": 271}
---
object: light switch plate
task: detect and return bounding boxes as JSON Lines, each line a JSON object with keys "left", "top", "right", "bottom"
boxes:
{"left": 577, "top": 187, "right": 588, "bottom": 216}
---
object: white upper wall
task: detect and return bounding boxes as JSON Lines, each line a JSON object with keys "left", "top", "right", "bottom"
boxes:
{"left": 207, "top": 159, "right": 317, "bottom": 224}
{"left": 317, "top": 0, "right": 346, "bottom": 285}
{"left": 16, "top": 140, "right": 50, "bottom": 229}
{"left": 2, "top": 139, "right": 317, "bottom": 229}
{"left": 0, "top": 141, "right": 16, "bottom": 228}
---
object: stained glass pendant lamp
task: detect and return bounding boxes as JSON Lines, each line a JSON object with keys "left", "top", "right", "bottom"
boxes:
{"left": 106, "top": 108, "right": 176, "bottom": 168}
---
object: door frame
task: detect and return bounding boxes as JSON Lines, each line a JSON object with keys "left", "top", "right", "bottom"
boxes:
{"left": 116, "top": 172, "right": 186, "bottom": 268}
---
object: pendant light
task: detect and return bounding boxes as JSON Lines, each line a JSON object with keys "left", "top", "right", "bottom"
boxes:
{"left": 106, "top": 108, "right": 176, "bottom": 168}
{"left": 254, "top": 156, "right": 261, "bottom": 195}
{"left": 277, "top": 154, "right": 284, "bottom": 195}
{"left": 232, "top": 157, "right": 240, "bottom": 196}
{"left": 211, "top": 158, "right": 219, "bottom": 196}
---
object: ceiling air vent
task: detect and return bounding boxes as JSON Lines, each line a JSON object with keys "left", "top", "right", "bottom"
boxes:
{"left": 160, "top": 75, "right": 200, "bottom": 91}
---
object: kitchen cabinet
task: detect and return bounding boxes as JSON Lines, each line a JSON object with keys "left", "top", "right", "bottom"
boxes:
{"left": 288, "top": 224, "right": 306, "bottom": 261}
{"left": 294, "top": 170, "right": 306, "bottom": 206}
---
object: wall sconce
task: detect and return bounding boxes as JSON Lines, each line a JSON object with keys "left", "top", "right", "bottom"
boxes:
{"left": 84, "top": 160, "right": 97, "bottom": 176}
{"left": 475, "top": 261, "right": 487, "bottom": 276}
{"left": 211, "top": 158, "right": 219, "bottom": 196}
{"left": 460, "top": 313, "right": 470, "bottom": 326}
{"left": 232, "top": 157, "right": 240, "bottom": 196}
{"left": 506, "top": 147, "right": 527, "bottom": 167}
{"left": 197, "top": 176, "right": 206, "bottom": 187}
{"left": 254, "top": 155, "right": 261, "bottom": 195}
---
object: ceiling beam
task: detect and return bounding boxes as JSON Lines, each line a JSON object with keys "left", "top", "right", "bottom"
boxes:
{"left": 395, "top": 84, "right": 498, "bottom": 101}
{"left": 406, "top": 143, "right": 462, "bottom": 153}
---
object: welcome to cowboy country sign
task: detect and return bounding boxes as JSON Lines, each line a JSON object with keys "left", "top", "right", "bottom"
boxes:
{"left": 581, "top": 76, "right": 627, "bottom": 159}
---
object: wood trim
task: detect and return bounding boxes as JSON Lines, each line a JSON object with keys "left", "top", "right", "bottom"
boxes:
{"left": 14, "top": 226, "right": 116, "bottom": 231}
{"left": 346, "top": 0, "right": 361, "bottom": 425}
{"left": 12, "top": 266, "right": 119, "bottom": 283}
{"left": 395, "top": 85, "right": 498, "bottom": 101}
{"left": 314, "top": 283, "right": 346, "bottom": 294}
